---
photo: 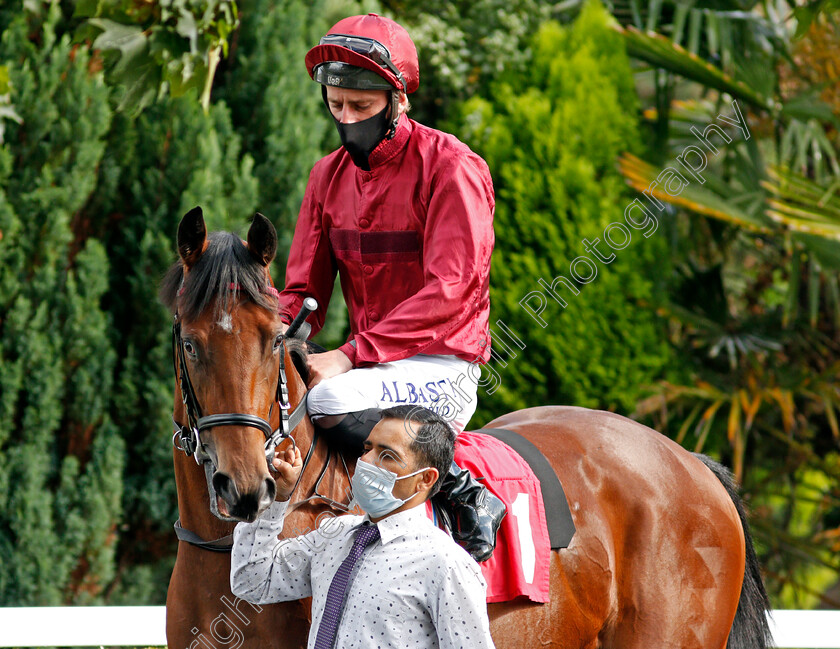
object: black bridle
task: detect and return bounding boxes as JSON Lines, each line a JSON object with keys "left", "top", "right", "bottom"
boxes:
{"left": 170, "top": 296, "right": 352, "bottom": 549}
{"left": 171, "top": 313, "right": 295, "bottom": 467}
{"left": 170, "top": 295, "right": 316, "bottom": 525}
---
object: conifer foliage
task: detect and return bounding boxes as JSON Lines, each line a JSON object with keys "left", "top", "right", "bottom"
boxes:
{"left": 96, "top": 96, "right": 258, "bottom": 603}
{"left": 0, "top": 6, "right": 123, "bottom": 604}
{"left": 0, "top": 0, "right": 367, "bottom": 605}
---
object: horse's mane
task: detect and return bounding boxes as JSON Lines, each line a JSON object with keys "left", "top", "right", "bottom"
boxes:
{"left": 160, "top": 231, "right": 278, "bottom": 320}
{"left": 285, "top": 337, "right": 328, "bottom": 384}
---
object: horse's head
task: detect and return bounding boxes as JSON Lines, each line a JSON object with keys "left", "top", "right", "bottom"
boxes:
{"left": 161, "top": 207, "right": 286, "bottom": 523}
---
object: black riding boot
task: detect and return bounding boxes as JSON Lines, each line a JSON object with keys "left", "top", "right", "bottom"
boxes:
{"left": 317, "top": 408, "right": 381, "bottom": 456}
{"left": 435, "top": 461, "right": 507, "bottom": 562}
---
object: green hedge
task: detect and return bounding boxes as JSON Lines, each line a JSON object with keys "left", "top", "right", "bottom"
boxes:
{"left": 452, "top": 2, "right": 674, "bottom": 426}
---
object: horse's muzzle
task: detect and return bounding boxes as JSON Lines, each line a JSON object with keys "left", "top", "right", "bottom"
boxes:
{"left": 212, "top": 471, "right": 276, "bottom": 523}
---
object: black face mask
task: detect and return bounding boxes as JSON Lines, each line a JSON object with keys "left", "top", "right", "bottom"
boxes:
{"left": 333, "top": 104, "right": 391, "bottom": 171}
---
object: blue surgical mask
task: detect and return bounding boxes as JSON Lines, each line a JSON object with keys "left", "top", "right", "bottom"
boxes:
{"left": 350, "top": 458, "right": 430, "bottom": 518}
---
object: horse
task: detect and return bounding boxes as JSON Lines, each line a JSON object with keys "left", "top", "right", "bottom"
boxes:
{"left": 162, "top": 208, "right": 772, "bottom": 649}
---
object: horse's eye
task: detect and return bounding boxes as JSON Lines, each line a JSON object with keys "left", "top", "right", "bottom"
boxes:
{"left": 183, "top": 340, "right": 197, "bottom": 357}
{"left": 273, "top": 334, "right": 284, "bottom": 351}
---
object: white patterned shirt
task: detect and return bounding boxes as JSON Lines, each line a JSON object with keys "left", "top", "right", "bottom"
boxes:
{"left": 231, "top": 500, "right": 495, "bottom": 649}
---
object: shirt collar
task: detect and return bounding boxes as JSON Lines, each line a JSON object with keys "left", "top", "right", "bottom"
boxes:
{"left": 366, "top": 113, "right": 412, "bottom": 170}
{"left": 359, "top": 502, "right": 430, "bottom": 545}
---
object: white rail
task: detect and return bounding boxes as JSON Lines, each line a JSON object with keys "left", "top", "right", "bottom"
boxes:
{"left": 0, "top": 607, "right": 838, "bottom": 647}
{"left": 770, "top": 610, "right": 840, "bottom": 649}
{"left": 1, "top": 607, "right": 166, "bottom": 647}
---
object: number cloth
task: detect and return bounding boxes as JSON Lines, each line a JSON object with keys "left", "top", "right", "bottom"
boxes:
{"left": 231, "top": 500, "right": 495, "bottom": 649}
{"left": 452, "top": 432, "right": 551, "bottom": 603}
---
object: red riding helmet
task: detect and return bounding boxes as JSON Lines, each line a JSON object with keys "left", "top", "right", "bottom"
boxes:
{"left": 305, "top": 13, "right": 420, "bottom": 94}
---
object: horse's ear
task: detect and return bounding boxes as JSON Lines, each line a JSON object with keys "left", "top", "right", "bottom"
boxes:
{"left": 247, "top": 213, "right": 277, "bottom": 267}
{"left": 178, "top": 206, "right": 207, "bottom": 269}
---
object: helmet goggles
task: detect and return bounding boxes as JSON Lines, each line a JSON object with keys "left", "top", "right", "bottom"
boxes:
{"left": 313, "top": 61, "right": 394, "bottom": 91}
{"left": 318, "top": 33, "right": 407, "bottom": 91}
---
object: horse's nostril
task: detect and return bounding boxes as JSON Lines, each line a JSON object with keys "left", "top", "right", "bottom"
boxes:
{"left": 212, "top": 471, "right": 239, "bottom": 504}
{"left": 212, "top": 472, "right": 275, "bottom": 521}
{"left": 264, "top": 477, "right": 276, "bottom": 504}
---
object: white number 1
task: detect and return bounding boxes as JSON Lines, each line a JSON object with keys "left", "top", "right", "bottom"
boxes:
{"left": 511, "top": 492, "right": 536, "bottom": 584}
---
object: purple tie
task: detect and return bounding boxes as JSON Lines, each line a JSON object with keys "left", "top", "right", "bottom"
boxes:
{"left": 314, "top": 522, "right": 381, "bottom": 649}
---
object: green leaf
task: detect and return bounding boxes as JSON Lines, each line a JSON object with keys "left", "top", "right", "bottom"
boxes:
{"left": 616, "top": 24, "right": 775, "bottom": 110}
{"left": 808, "top": 258, "right": 821, "bottom": 327}
{"left": 77, "top": 2, "right": 239, "bottom": 114}
{"left": 0, "top": 106, "right": 23, "bottom": 124}
{"left": 89, "top": 18, "right": 147, "bottom": 59}
{"left": 782, "top": 94, "right": 840, "bottom": 130}
{"left": 784, "top": 240, "right": 801, "bottom": 326}
{"left": 166, "top": 57, "right": 204, "bottom": 98}
{"left": 175, "top": 10, "right": 198, "bottom": 52}
{"left": 618, "top": 152, "right": 775, "bottom": 233}
{"left": 672, "top": 2, "right": 692, "bottom": 46}
{"left": 792, "top": 6, "right": 816, "bottom": 39}
{"left": 688, "top": 8, "right": 702, "bottom": 54}
{"left": 0, "top": 65, "right": 10, "bottom": 94}
{"left": 793, "top": 234, "right": 840, "bottom": 272}
{"left": 763, "top": 167, "right": 840, "bottom": 244}
{"left": 0, "top": 104, "right": 23, "bottom": 145}
{"left": 113, "top": 51, "right": 160, "bottom": 116}
{"left": 72, "top": 0, "right": 101, "bottom": 18}
{"left": 828, "top": 275, "right": 840, "bottom": 330}
{"left": 87, "top": 19, "right": 162, "bottom": 114}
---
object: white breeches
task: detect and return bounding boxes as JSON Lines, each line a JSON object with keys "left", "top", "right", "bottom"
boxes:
{"left": 307, "top": 354, "right": 478, "bottom": 433}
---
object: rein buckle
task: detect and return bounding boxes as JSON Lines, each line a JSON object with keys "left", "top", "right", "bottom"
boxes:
{"left": 173, "top": 424, "right": 199, "bottom": 457}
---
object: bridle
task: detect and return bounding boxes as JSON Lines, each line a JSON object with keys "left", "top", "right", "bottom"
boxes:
{"left": 170, "top": 291, "right": 311, "bottom": 523}
{"left": 170, "top": 293, "right": 353, "bottom": 550}
{"left": 171, "top": 314, "right": 301, "bottom": 469}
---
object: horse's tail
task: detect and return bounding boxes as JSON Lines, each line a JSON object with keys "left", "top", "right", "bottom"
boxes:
{"left": 694, "top": 453, "right": 773, "bottom": 649}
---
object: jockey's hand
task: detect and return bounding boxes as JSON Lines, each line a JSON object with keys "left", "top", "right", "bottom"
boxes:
{"left": 272, "top": 445, "right": 303, "bottom": 501}
{"left": 307, "top": 349, "right": 352, "bottom": 388}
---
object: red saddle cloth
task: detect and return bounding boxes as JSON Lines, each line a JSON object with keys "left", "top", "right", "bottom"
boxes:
{"left": 425, "top": 430, "right": 551, "bottom": 603}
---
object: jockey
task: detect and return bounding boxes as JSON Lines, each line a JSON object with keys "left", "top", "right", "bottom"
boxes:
{"left": 277, "top": 13, "right": 506, "bottom": 562}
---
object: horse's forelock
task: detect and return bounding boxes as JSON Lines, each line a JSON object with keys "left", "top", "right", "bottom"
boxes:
{"left": 160, "top": 231, "right": 278, "bottom": 321}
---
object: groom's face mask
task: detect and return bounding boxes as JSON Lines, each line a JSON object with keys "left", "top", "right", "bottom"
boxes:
{"left": 352, "top": 418, "right": 436, "bottom": 518}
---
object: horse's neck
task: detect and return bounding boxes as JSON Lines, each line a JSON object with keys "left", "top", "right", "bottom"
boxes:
{"left": 283, "top": 365, "right": 354, "bottom": 522}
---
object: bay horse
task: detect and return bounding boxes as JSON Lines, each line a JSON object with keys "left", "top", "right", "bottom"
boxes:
{"left": 162, "top": 208, "right": 772, "bottom": 649}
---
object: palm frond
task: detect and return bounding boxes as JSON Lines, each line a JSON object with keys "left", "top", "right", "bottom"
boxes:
{"left": 615, "top": 23, "right": 776, "bottom": 110}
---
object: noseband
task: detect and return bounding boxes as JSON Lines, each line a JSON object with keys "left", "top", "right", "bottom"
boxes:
{"left": 171, "top": 314, "right": 298, "bottom": 464}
